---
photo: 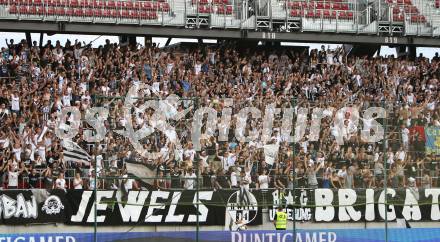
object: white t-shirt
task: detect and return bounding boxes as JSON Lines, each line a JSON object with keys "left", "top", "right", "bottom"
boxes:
{"left": 55, "top": 178, "right": 66, "bottom": 189}
{"left": 230, "top": 171, "right": 238, "bottom": 187}
{"left": 73, "top": 178, "right": 83, "bottom": 189}
{"left": 402, "top": 128, "right": 410, "bottom": 143}
{"left": 8, "top": 171, "right": 19, "bottom": 187}
{"left": 123, "top": 174, "right": 134, "bottom": 191}
{"left": 184, "top": 173, "right": 197, "bottom": 189}
{"left": 258, "top": 175, "right": 269, "bottom": 189}
{"left": 11, "top": 95, "right": 19, "bottom": 111}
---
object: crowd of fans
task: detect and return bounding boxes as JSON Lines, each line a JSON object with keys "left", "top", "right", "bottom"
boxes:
{"left": 0, "top": 37, "right": 439, "bottom": 192}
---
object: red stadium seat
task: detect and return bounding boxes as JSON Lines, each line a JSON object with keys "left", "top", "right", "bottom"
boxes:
{"left": 110, "top": 9, "right": 119, "bottom": 17}
{"left": 315, "top": 10, "right": 322, "bottom": 17}
{"left": 140, "top": 10, "right": 148, "bottom": 19}
{"left": 93, "top": 8, "right": 101, "bottom": 16}
{"left": 85, "top": 8, "right": 93, "bottom": 16}
{"left": 341, "top": 4, "right": 348, "bottom": 10}
{"left": 10, "top": 4, "right": 17, "bottom": 14}
{"left": 153, "top": 2, "right": 160, "bottom": 10}
{"left": 143, "top": 2, "right": 152, "bottom": 10}
{"left": 66, "top": 8, "right": 73, "bottom": 15}
{"left": 333, "top": 3, "right": 341, "bottom": 10}
{"left": 29, "top": 6, "right": 37, "bottom": 14}
{"left": 316, "top": 2, "right": 323, "bottom": 9}
{"left": 19, "top": 5, "right": 28, "bottom": 14}
{"left": 121, "top": 9, "right": 129, "bottom": 18}
{"left": 217, "top": 5, "right": 224, "bottom": 14}
{"left": 74, "top": 8, "right": 84, "bottom": 16}
{"left": 291, "top": 2, "right": 300, "bottom": 9}
{"left": 338, "top": 11, "right": 346, "bottom": 19}
{"left": 161, "top": 2, "right": 170, "bottom": 12}
{"left": 34, "top": 0, "right": 43, "bottom": 5}
{"left": 131, "top": 10, "right": 138, "bottom": 18}
{"left": 102, "top": 9, "right": 110, "bottom": 16}
{"left": 149, "top": 11, "right": 157, "bottom": 19}
{"left": 226, "top": 5, "right": 232, "bottom": 14}
{"left": 47, "top": 7, "right": 55, "bottom": 14}
{"left": 37, "top": 6, "right": 45, "bottom": 14}
{"left": 393, "top": 14, "right": 404, "bottom": 22}
{"left": 126, "top": 1, "right": 134, "bottom": 9}
{"left": 107, "top": 0, "right": 116, "bottom": 8}
{"left": 70, "top": 0, "right": 79, "bottom": 7}
{"left": 96, "top": 0, "right": 105, "bottom": 8}
{"left": 55, "top": 7, "right": 66, "bottom": 15}
{"left": 306, "top": 10, "right": 314, "bottom": 18}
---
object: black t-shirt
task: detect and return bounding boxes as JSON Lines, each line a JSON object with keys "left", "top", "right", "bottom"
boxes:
{"left": 0, "top": 64, "right": 9, "bottom": 77}
{"left": 28, "top": 173, "right": 39, "bottom": 188}
{"left": 217, "top": 175, "right": 229, "bottom": 188}
{"left": 170, "top": 171, "right": 181, "bottom": 188}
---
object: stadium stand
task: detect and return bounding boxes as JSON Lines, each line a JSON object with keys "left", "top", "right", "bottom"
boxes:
{"left": 0, "top": 38, "right": 439, "bottom": 192}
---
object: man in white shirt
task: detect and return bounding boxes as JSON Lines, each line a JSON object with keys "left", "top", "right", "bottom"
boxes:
{"left": 184, "top": 168, "right": 197, "bottom": 190}
{"left": 55, "top": 173, "right": 66, "bottom": 189}
{"left": 401, "top": 125, "right": 410, "bottom": 150}
{"left": 10, "top": 91, "right": 20, "bottom": 113}
{"left": 239, "top": 170, "right": 251, "bottom": 205}
{"left": 7, "top": 163, "right": 23, "bottom": 189}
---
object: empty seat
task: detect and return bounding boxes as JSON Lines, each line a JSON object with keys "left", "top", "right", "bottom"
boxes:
{"left": 70, "top": 0, "right": 79, "bottom": 7}
{"left": 93, "top": 8, "right": 101, "bottom": 16}
{"left": 161, "top": 2, "right": 170, "bottom": 11}
{"left": 107, "top": 0, "right": 116, "bottom": 8}
{"left": 56, "top": 7, "right": 65, "bottom": 14}
{"left": 74, "top": 8, "right": 84, "bottom": 16}
{"left": 125, "top": 1, "right": 134, "bottom": 9}
{"left": 47, "top": 7, "right": 55, "bottom": 14}
{"left": 37, "top": 6, "right": 45, "bottom": 14}
{"left": 226, "top": 5, "right": 232, "bottom": 14}
{"left": 85, "top": 8, "right": 93, "bottom": 16}
{"left": 28, "top": 6, "right": 37, "bottom": 14}
{"left": 19, "top": 5, "right": 28, "bottom": 14}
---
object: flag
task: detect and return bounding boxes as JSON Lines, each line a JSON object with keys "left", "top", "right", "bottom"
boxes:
{"left": 263, "top": 144, "right": 279, "bottom": 166}
{"left": 62, "top": 140, "right": 91, "bottom": 166}
{"left": 425, "top": 126, "right": 440, "bottom": 155}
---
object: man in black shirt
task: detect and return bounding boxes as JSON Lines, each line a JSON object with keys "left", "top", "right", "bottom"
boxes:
{"left": 28, "top": 168, "right": 40, "bottom": 188}
{"left": 170, "top": 164, "right": 181, "bottom": 189}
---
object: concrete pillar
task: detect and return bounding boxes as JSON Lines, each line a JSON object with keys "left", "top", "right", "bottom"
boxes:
{"left": 25, "top": 32, "right": 32, "bottom": 47}
{"left": 119, "top": 35, "right": 137, "bottom": 48}
{"left": 145, "top": 36, "right": 153, "bottom": 47}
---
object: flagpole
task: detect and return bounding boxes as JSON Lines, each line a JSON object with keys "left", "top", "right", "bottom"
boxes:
{"left": 94, "top": 140, "right": 98, "bottom": 242}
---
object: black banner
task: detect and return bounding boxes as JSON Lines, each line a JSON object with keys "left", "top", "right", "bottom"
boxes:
{"left": 0, "top": 189, "right": 263, "bottom": 225}
{"left": 268, "top": 188, "right": 440, "bottom": 222}
{"left": 1, "top": 188, "right": 440, "bottom": 225}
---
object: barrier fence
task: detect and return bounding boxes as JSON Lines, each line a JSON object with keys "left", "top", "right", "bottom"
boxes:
{"left": 1, "top": 94, "right": 439, "bottom": 242}
{"left": 0, "top": 0, "right": 439, "bottom": 36}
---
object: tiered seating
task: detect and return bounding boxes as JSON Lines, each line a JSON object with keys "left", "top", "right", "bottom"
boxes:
{"left": 192, "top": 0, "right": 233, "bottom": 15}
{"left": 2, "top": 0, "right": 169, "bottom": 19}
{"left": 386, "top": 0, "right": 426, "bottom": 23}
{"left": 287, "top": 0, "right": 354, "bottom": 19}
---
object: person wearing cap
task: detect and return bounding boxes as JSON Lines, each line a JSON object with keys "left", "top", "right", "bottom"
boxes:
{"left": 273, "top": 206, "right": 287, "bottom": 230}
